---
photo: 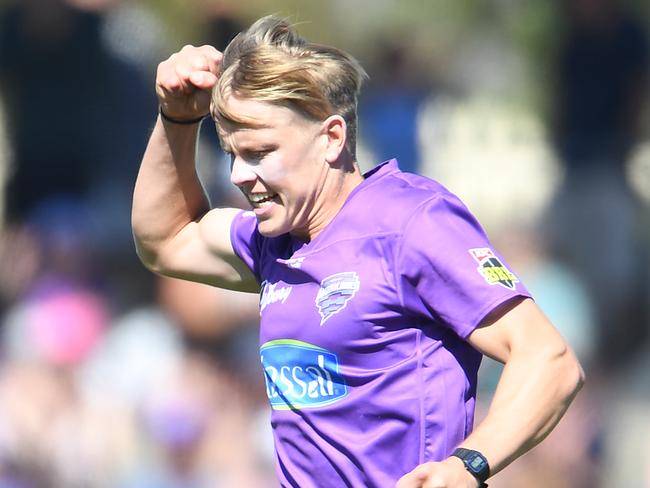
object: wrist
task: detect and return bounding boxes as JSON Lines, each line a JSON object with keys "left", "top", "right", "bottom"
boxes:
{"left": 159, "top": 107, "right": 208, "bottom": 125}
{"left": 446, "top": 457, "right": 482, "bottom": 488}
{"left": 451, "top": 448, "right": 490, "bottom": 487}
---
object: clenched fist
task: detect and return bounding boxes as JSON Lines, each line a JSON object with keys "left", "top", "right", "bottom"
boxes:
{"left": 155, "top": 44, "right": 222, "bottom": 122}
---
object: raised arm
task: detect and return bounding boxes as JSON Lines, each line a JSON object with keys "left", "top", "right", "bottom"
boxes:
{"left": 132, "top": 45, "right": 258, "bottom": 292}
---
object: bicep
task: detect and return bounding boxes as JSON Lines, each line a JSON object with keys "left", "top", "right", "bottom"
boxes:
{"left": 156, "top": 207, "right": 260, "bottom": 292}
{"left": 467, "top": 298, "right": 570, "bottom": 364}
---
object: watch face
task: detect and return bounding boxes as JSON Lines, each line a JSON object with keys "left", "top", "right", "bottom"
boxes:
{"left": 469, "top": 454, "right": 486, "bottom": 471}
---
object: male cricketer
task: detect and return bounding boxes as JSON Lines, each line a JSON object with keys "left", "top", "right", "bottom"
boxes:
{"left": 132, "top": 16, "right": 584, "bottom": 488}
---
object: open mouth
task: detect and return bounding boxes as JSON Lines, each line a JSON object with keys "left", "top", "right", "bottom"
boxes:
{"left": 248, "top": 192, "right": 278, "bottom": 207}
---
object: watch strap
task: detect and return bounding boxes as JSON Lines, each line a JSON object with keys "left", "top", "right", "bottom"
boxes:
{"left": 452, "top": 447, "right": 490, "bottom": 487}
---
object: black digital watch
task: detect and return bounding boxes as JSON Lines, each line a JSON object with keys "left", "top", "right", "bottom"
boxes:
{"left": 451, "top": 448, "right": 490, "bottom": 487}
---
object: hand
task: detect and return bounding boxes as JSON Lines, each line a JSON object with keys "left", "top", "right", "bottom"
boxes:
{"left": 396, "top": 457, "right": 479, "bottom": 488}
{"left": 155, "top": 44, "right": 222, "bottom": 122}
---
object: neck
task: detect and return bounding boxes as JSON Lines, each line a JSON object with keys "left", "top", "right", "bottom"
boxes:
{"left": 296, "top": 160, "right": 364, "bottom": 242}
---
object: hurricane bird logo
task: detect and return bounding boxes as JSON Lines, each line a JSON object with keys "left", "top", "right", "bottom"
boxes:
{"left": 315, "top": 272, "right": 360, "bottom": 325}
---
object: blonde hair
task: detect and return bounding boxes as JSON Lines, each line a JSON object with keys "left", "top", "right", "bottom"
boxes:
{"left": 212, "top": 16, "right": 367, "bottom": 158}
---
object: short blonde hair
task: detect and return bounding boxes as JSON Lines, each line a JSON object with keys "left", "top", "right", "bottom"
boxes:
{"left": 212, "top": 16, "right": 367, "bottom": 158}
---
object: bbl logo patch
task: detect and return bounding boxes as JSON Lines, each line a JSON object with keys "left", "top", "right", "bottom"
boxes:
{"left": 469, "top": 248, "right": 519, "bottom": 290}
{"left": 316, "top": 272, "right": 360, "bottom": 325}
{"left": 260, "top": 339, "right": 348, "bottom": 410}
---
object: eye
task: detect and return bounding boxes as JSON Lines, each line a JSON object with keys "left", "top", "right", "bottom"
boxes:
{"left": 249, "top": 149, "right": 271, "bottom": 161}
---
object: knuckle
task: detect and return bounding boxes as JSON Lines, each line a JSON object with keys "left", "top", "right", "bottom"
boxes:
{"left": 156, "top": 72, "right": 180, "bottom": 91}
{"left": 156, "top": 69, "right": 175, "bottom": 88}
{"left": 199, "top": 46, "right": 222, "bottom": 67}
{"left": 174, "top": 62, "right": 190, "bottom": 75}
{"left": 165, "top": 76, "right": 181, "bottom": 90}
{"left": 189, "top": 56, "right": 208, "bottom": 70}
{"left": 157, "top": 59, "right": 170, "bottom": 74}
{"left": 162, "top": 54, "right": 182, "bottom": 72}
{"left": 200, "top": 44, "right": 221, "bottom": 55}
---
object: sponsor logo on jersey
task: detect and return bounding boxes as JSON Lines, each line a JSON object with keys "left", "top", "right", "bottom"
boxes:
{"left": 316, "top": 272, "right": 360, "bottom": 325}
{"left": 260, "top": 340, "right": 347, "bottom": 410}
{"left": 469, "top": 248, "right": 519, "bottom": 290}
{"left": 260, "top": 280, "right": 292, "bottom": 312}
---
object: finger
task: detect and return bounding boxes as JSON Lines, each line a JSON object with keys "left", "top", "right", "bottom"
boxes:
{"left": 165, "top": 50, "right": 197, "bottom": 89}
{"left": 172, "top": 60, "right": 200, "bottom": 92}
{"left": 156, "top": 52, "right": 194, "bottom": 90}
{"left": 395, "top": 472, "right": 421, "bottom": 488}
{"left": 156, "top": 61, "right": 184, "bottom": 98}
{"left": 178, "top": 50, "right": 219, "bottom": 90}
{"left": 198, "top": 44, "right": 223, "bottom": 74}
{"left": 181, "top": 51, "right": 220, "bottom": 82}
{"left": 155, "top": 47, "right": 219, "bottom": 102}
{"left": 189, "top": 70, "right": 218, "bottom": 90}
{"left": 397, "top": 463, "right": 435, "bottom": 488}
{"left": 177, "top": 44, "right": 215, "bottom": 72}
{"left": 186, "top": 53, "right": 210, "bottom": 72}
{"left": 178, "top": 44, "right": 197, "bottom": 55}
{"left": 197, "top": 44, "right": 222, "bottom": 61}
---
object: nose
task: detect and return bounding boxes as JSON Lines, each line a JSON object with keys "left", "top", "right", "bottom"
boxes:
{"left": 229, "top": 156, "right": 257, "bottom": 187}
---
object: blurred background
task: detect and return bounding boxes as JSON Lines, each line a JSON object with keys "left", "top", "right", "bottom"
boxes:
{"left": 0, "top": 0, "right": 648, "bottom": 486}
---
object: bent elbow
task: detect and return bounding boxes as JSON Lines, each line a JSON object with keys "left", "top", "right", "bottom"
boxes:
{"left": 571, "top": 355, "right": 586, "bottom": 396}
{"left": 134, "top": 239, "right": 164, "bottom": 274}
{"left": 557, "top": 344, "right": 585, "bottom": 401}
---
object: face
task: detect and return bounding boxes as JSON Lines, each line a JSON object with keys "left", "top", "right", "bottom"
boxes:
{"left": 218, "top": 95, "right": 333, "bottom": 239}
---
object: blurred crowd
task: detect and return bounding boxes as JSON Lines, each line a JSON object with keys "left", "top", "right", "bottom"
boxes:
{"left": 0, "top": 0, "right": 648, "bottom": 486}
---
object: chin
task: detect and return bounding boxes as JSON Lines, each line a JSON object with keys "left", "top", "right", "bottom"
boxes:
{"left": 257, "top": 219, "right": 289, "bottom": 238}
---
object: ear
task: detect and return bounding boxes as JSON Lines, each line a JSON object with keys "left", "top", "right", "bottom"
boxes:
{"left": 322, "top": 115, "right": 347, "bottom": 165}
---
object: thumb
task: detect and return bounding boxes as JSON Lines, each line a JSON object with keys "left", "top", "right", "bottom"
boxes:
{"left": 396, "top": 470, "right": 425, "bottom": 488}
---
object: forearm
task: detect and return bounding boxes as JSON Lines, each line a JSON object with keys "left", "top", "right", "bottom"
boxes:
{"left": 460, "top": 344, "right": 584, "bottom": 476}
{"left": 132, "top": 115, "right": 210, "bottom": 268}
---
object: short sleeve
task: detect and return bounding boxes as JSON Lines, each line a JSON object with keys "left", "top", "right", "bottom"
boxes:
{"left": 396, "top": 194, "right": 531, "bottom": 338}
{"left": 229, "top": 210, "right": 263, "bottom": 283}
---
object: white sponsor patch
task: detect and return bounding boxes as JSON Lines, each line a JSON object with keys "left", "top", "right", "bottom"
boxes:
{"left": 260, "top": 280, "right": 292, "bottom": 313}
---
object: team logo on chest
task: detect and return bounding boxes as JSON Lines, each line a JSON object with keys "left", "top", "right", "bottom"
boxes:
{"left": 469, "top": 248, "right": 519, "bottom": 290}
{"left": 316, "top": 272, "right": 360, "bottom": 325}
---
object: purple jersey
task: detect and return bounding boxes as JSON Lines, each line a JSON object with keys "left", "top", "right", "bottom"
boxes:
{"left": 230, "top": 159, "right": 530, "bottom": 487}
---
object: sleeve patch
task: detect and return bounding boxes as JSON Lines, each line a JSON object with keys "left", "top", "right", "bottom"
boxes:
{"left": 469, "top": 248, "right": 519, "bottom": 290}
